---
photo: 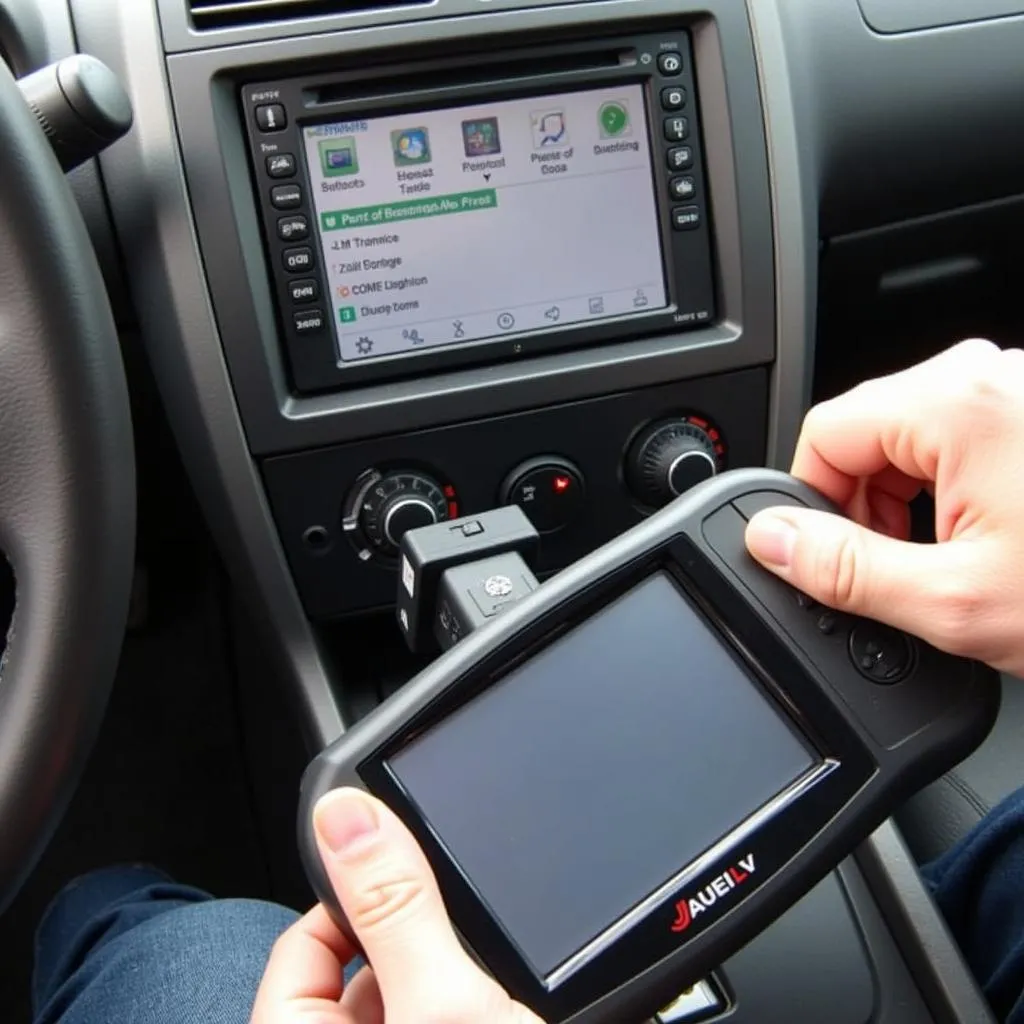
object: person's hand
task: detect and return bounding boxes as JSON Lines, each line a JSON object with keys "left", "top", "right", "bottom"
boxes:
{"left": 251, "top": 787, "right": 544, "bottom": 1023}
{"left": 744, "top": 338, "right": 1024, "bottom": 675}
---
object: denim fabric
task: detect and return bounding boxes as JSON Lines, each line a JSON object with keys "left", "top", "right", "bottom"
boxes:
{"left": 32, "top": 866, "right": 298, "bottom": 1024}
{"left": 922, "top": 786, "right": 1024, "bottom": 1024}
{"left": 32, "top": 808, "right": 1024, "bottom": 1024}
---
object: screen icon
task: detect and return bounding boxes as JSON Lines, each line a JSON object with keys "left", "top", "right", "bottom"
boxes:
{"left": 339, "top": 306, "right": 358, "bottom": 324}
{"left": 462, "top": 117, "right": 501, "bottom": 157}
{"left": 497, "top": 312, "right": 515, "bottom": 330}
{"left": 531, "top": 109, "right": 568, "bottom": 149}
{"left": 588, "top": 296, "right": 605, "bottom": 315}
{"left": 391, "top": 127, "right": 431, "bottom": 166}
{"left": 355, "top": 336, "right": 374, "bottom": 355}
{"left": 598, "top": 100, "right": 631, "bottom": 139}
{"left": 319, "top": 137, "right": 359, "bottom": 177}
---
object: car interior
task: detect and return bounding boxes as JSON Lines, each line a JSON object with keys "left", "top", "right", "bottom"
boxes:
{"left": 1, "top": 0, "right": 1024, "bottom": 1021}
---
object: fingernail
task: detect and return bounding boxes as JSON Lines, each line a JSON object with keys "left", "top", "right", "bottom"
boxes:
{"left": 314, "top": 789, "right": 379, "bottom": 855}
{"left": 746, "top": 512, "right": 798, "bottom": 568}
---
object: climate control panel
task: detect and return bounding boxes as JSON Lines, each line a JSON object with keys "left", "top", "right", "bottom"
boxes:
{"left": 343, "top": 468, "right": 459, "bottom": 559}
{"left": 261, "top": 368, "right": 767, "bottom": 618}
{"left": 625, "top": 414, "right": 726, "bottom": 508}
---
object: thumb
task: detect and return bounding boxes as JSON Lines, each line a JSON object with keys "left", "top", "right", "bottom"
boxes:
{"left": 313, "top": 788, "right": 497, "bottom": 1019}
{"left": 744, "top": 506, "right": 967, "bottom": 640}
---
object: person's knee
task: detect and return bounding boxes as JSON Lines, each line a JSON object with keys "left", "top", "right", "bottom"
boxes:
{"left": 35, "top": 897, "right": 301, "bottom": 1024}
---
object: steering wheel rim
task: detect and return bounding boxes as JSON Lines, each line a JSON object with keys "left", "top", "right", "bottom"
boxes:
{"left": 0, "top": 60, "right": 134, "bottom": 911}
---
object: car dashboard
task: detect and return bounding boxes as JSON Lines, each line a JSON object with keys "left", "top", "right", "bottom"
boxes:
{"left": 9, "top": 0, "right": 1024, "bottom": 1020}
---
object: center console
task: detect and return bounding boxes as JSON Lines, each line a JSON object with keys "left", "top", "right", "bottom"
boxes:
{"left": 167, "top": 9, "right": 774, "bottom": 627}
{"left": 70, "top": 0, "right": 995, "bottom": 1020}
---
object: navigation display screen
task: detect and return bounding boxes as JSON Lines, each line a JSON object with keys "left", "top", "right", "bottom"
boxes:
{"left": 302, "top": 84, "right": 667, "bottom": 364}
{"left": 387, "top": 573, "right": 816, "bottom": 977}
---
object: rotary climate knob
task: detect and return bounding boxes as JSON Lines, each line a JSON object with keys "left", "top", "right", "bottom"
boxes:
{"left": 344, "top": 468, "right": 456, "bottom": 558}
{"left": 626, "top": 416, "right": 725, "bottom": 508}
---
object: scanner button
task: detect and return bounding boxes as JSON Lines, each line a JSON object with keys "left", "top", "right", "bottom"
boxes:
{"left": 732, "top": 491, "right": 808, "bottom": 521}
{"left": 849, "top": 623, "right": 916, "bottom": 685}
{"left": 817, "top": 611, "right": 838, "bottom": 636}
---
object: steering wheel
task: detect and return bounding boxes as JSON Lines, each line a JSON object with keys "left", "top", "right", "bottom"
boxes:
{"left": 0, "top": 61, "right": 134, "bottom": 912}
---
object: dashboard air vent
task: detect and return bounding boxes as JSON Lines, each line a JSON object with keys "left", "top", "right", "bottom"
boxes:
{"left": 188, "top": 0, "right": 431, "bottom": 31}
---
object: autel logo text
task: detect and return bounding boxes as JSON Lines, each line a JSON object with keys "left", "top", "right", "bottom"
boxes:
{"left": 670, "top": 854, "right": 756, "bottom": 933}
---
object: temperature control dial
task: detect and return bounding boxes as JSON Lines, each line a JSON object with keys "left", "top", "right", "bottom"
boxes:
{"left": 344, "top": 468, "right": 457, "bottom": 559}
{"left": 626, "top": 415, "right": 725, "bottom": 508}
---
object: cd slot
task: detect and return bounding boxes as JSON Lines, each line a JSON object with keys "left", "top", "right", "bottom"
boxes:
{"left": 304, "top": 48, "right": 635, "bottom": 108}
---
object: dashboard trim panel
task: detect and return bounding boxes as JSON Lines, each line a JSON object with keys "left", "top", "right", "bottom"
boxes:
{"left": 745, "top": 0, "right": 815, "bottom": 468}
{"left": 71, "top": 0, "right": 346, "bottom": 747}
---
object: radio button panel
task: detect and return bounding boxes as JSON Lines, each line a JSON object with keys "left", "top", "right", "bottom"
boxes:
{"left": 266, "top": 153, "right": 296, "bottom": 178}
{"left": 282, "top": 246, "right": 314, "bottom": 273}
{"left": 664, "top": 116, "right": 690, "bottom": 142}
{"left": 672, "top": 206, "right": 702, "bottom": 231}
{"left": 255, "top": 103, "right": 287, "bottom": 132}
{"left": 661, "top": 86, "right": 688, "bottom": 111}
{"left": 271, "top": 184, "right": 303, "bottom": 209}
{"left": 667, "top": 146, "right": 694, "bottom": 171}
{"left": 657, "top": 52, "right": 684, "bottom": 76}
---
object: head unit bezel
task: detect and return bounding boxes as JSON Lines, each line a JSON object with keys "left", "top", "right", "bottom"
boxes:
{"left": 241, "top": 31, "right": 716, "bottom": 393}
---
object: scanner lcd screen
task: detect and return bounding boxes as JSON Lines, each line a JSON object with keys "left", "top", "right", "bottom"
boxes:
{"left": 387, "top": 572, "right": 816, "bottom": 977}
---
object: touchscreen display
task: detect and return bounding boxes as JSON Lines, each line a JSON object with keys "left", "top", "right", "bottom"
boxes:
{"left": 302, "top": 84, "right": 667, "bottom": 364}
{"left": 387, "top": 573, "right": 816, "bottom": 978}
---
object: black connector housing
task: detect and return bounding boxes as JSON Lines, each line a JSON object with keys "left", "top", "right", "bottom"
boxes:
{"left": 434, "top": 551, "right": 539, "bottom": 651}
{"left": 396, "top": 506, "right": 539, "bottom": 653}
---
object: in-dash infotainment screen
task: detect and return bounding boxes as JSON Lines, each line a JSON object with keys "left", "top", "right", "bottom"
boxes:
{"left": 302, "top": 83, "right": 667, "bottom": 364}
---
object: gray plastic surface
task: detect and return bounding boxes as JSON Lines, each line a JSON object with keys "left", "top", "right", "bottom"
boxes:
{"left": 1, "top": 0, "right": 71, "bottom": 74}
{"left": 17, "top": 55, "right": 133, "bottom": 172}
{"left": 71, "top": 0, "right": 345, "bottom": 748}
{"left": 857, "top": 822, "right": 997, "bottom": 1024}
{"left": 743, "top": 0, "right": 816, "bottom": 468}
{"left": 858, "top": 0, "right": 1024, "bottom": 34}
{"left": 775, "top": 0, "right": 1024, "bottom": 237}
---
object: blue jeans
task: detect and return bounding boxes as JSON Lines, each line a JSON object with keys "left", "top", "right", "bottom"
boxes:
{"left": 32, "top": 866, "right": 299, "bottom": 1024}
{"left": 29, "top": 789, "right": 1024, "bottom": 1024}
{"left": 922, "top": 787, "right": 1024, "bottom": 1024}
